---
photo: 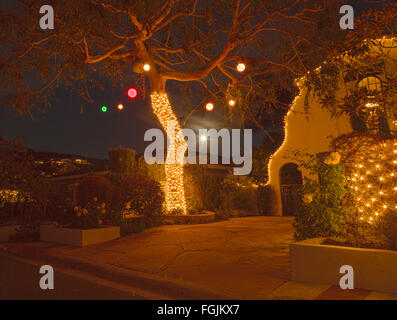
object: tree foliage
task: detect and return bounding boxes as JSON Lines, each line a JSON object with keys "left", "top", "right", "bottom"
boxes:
{"left": 300, "top": 3, "right": 397, "bottom": 134}
{"left": 0, "top": 0, "right": 351, "bottom": 140}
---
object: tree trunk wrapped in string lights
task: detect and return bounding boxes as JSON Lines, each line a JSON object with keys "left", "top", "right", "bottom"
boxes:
{"left": 151, "top": 92, "right": 187, "bottom": 213}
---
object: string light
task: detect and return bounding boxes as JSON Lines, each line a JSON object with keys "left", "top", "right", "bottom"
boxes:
{"left": 117, "top": 104, "right": 124, "bottom": 111}
{"left": 151, "top": 93, "right": 187, "bottom": 213}
{"left": 265, "top": 81, "right": 303, "bottom": 185}
{"left": 143, "top": 64, "right": 150, "bottom": 71}
{"left": 266, "top": 36, "right": 397, "bottom": 192}
{"left": 236, "top": 63, "right": 246, "bottom": 72}
{"left": 127, "top": 88, "right": 138, "bottom": 99}
{"left": 229, "top": 100, "right": 236, "bottom": 106}
{"left": 351, "top": 138, "right": 397, "bottom": 224}
{"left": 205, "top": 103, "right": 214, "bottom": 111}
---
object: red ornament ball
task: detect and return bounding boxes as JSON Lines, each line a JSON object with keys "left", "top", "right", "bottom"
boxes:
{"left": 127, "top": 88, "right": 138, "bottom": 99}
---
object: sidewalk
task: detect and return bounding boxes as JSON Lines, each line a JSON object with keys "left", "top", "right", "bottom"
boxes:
{"left": 2, "top": 216, "right": 397, "bottom": 300}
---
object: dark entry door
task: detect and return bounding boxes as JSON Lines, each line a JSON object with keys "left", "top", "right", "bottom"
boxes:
{"left": 280, "top": 163, "right": 302, "bottom": 216}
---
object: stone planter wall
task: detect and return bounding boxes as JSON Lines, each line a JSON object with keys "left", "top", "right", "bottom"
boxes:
{"left": 0, "top": 225, "right": 20, "bottom": 243}
{"left": 40, "top": 224, "right": 120, "bottom": 247}
{"left": 290, "top": 238, "right": 397, "bottom": 294}
{"left": 162, "top": 212, "right": 215, "bottom": 225}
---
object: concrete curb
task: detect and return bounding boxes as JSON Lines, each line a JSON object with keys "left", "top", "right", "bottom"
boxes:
{"left": 3, "top": 243, "right": 235, "bottom": 300}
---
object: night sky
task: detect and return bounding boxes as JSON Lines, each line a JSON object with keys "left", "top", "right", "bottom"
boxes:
{"left": 0, "top": 0, "right": 386, "bottom": 159}
{"left": 0, "top": 78, "right": 232, "bottom": 159}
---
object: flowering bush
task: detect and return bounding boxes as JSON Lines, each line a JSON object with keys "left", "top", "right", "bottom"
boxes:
{"left": 109, "top": 174, "right": 164, "bottom": 227}
{"left": 288, "top": 150, "right": 352, "bottom": 241}
{"left": 77, "top": 175, "right": 113, "bottom": 207}
{"left": 72, "top": 197, "right": 107, "bottom": 229}
{"left": 324, "top": 152, "right": 341, "bottom": 165}
{"left": 302, "top": 193, "right": 314, "bottom": 204}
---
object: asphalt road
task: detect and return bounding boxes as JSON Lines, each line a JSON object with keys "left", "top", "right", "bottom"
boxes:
{"left": 0, "top": 253, "right": 146, "bottom": 300}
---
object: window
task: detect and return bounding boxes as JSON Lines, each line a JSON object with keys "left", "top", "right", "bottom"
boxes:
{"left": 357, "top": 76, "right": 382, "bottom": 95}
{"left": 356, "top": 76, "right": 383, "bottom": 132}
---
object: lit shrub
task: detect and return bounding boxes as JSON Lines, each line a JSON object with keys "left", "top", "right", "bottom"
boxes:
{"left": 332, "top": 135, "right": 397, "bottom": 248}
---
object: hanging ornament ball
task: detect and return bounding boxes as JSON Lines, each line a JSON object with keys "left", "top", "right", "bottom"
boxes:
{"left": 229, "top": 100, "right": 236, "bottom": 106}
{"left": 205, "top": 103, "right": 214, "bottom": 111}
{"left": 127, "top": 88, "right": 138, "bottom": 99}
{"left": 237, "top": 63, "right": 246, "bottom": 72}
{"left": 143, "top": 64, "right": 150, "bottom": 71}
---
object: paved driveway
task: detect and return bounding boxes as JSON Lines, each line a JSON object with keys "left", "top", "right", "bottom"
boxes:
{"left": 52, "top": 216, "right": 294, "bottom": 299}
{"left": 0, "top": 254, "right": 146, "bottom": 300}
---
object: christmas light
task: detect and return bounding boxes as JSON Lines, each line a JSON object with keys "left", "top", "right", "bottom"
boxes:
{"left": 127, "top": 88, "right": 138, "bottom": 99}
{"left": 117, "top": 104, "right": 124, "bottom": 111}
{"left": 237, "top": 63, "right": 246, "bottom": 72}
{"left": 143, "top": 64, "right": 150, "bottom": 71}
{"left": 150, "top": 93, "right": 187, "bottom": 213}
{"left": 265, "top": 80, "right": 303, "bottom": 185}
{"left": 101, "top": 106, "right": 108, "bottom": 112}
{"left": 266, "top": 36, "right": 397, "bottom": 190}
{"left": 205, "top": 103, "right": 214, "bottom": 111}
{"left": 229, "top": 100, "right": 236, "bottom": 106}
{"left": 350, "top": 138, "right": 397, "bottom": 224}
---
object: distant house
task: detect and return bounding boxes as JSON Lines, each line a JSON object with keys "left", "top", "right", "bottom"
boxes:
{"left": 49, "top": 151, "right": 234, "bottom": 206}
{"left": 267, "top": 38, "right": 397, "bottom": 216}
{"left": 49, "top": 170, "right": 110, "bottom": 204}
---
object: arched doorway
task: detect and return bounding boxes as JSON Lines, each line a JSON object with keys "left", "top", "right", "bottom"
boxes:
{"left": 279, "top": 163, "right": 303, "bottom": 216}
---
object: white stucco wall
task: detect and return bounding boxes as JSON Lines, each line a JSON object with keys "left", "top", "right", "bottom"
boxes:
{"left": 267, "top": 38, "right": 396, "bottom": 216}
{"left": 267, "top": 87, "right": 352, "bottom": 216}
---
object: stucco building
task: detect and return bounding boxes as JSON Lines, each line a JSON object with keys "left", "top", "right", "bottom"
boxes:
{"left": 267, "top": 38, "right": 397, "bottom": 216}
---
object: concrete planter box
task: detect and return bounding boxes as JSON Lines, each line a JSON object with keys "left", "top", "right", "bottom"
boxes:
{"left": 0, "top": 225, "right": 20, "bottom": 243}
{"left": 162, "top": 212, "right": 215, "bottom": 225}
{"left": 290, "top": 238, "right": 397, "bottom": 294}
{"left": 40, "top": 224, "right": 120, "bottom": 247}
